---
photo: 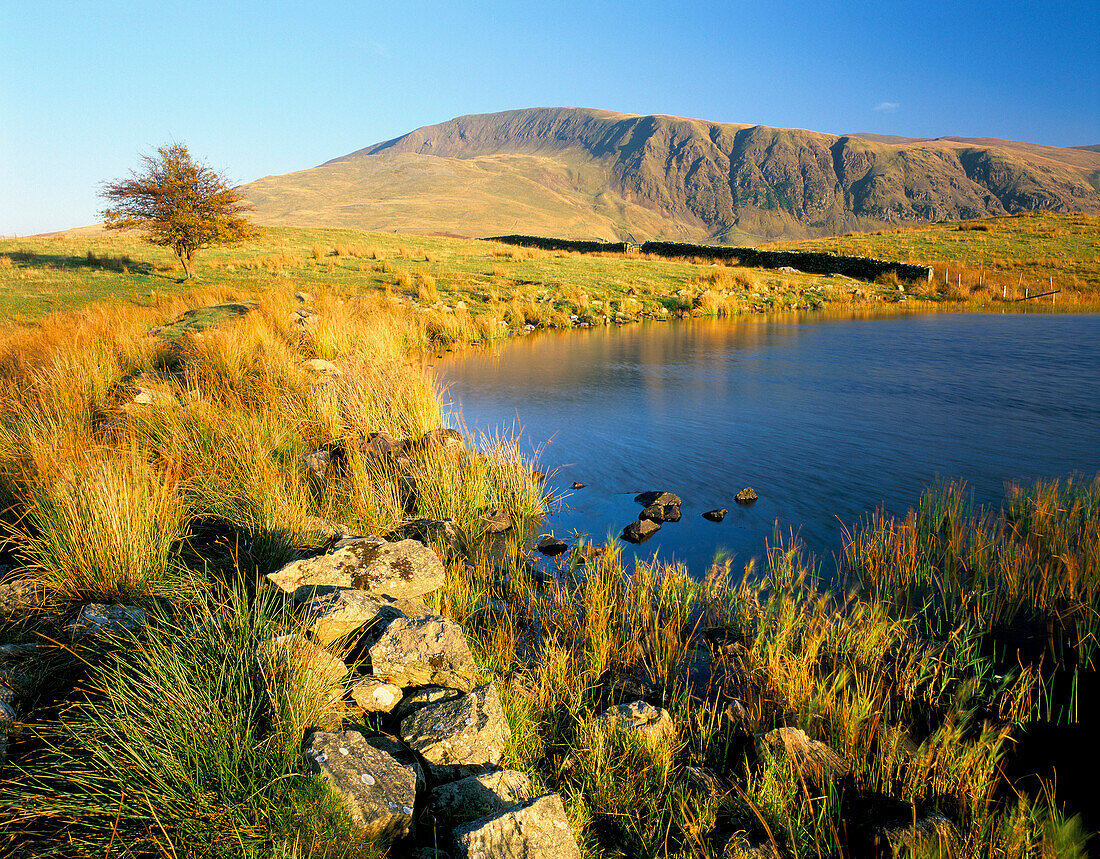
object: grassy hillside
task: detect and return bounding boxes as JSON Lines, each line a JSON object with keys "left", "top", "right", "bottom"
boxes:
{"left": 240, "top": 107, "right": 1100, "bottom": 244}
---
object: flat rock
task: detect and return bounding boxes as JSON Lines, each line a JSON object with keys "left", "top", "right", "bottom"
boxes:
{"left": 535, "top": 535, "right": 568, "bottom": 557}
{"left": 426, "top": 769, "right": 533, "bottom": 828}
{"left": 350, "top": 678, "right": 403, "bottom": 713}
{"left": 66, "top": 604, "right": 146, "bottom": 641}
{"left": 761, "top": 727, "right": 849, "bottom": 782}
{"left": 703, "top": 508, "right": 728, "bottom": 522}
{"left": 298, "top": 588, "right": 396, "bottom": 647}
{"left": 634, "top": 491, "right": 681, "bottom": 507}
{"left": 394, "top": 685, "right": 464, "bottom": 720}
{"left": 452, "top": 793, "right": 581, "bottom": 859}
{"left": 304, "top": 730, "right": 416, "bottom": 843}
{"left": 621, "top": 519, "right": 660, "bottom": 543}
{"left": 639, "top": 502, "right": 681, "bottom": 523}
{"left": 399, "top": 683, "right": 511, "bottom": 782}
{"left": 257, "top": 634, "right": 346, "bottom": 705}
{"left": 735, "top": 487, "right": 758, "bottom": 504}
{"left": 369, "top": 615, "right": 479, "bottom": 692}
{"left": 266, "top": 536, "right": 445, "bottom": 601}
{"left": 599, "top": 700, "right": 676, "bottom": 750}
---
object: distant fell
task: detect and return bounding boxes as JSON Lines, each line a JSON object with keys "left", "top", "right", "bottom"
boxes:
{"left": 242, "top": 107, "right": 1100, "bottom": 243}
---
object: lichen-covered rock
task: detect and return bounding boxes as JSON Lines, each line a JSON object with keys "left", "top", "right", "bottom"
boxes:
{"left": 394, "top": 685, "right": 464, "bottom": 720}
{"left": 369, "top": 615, "right": 479, "bottom": 692}
{"left": 598, "top": 700, "right": 676, "bottom": 749}
{"left": 0, "top": 579, "right": 47, "bottom": 618}
{"left": 304, "top": 730, "right": 417, "bottom": 843}
{"left": 350, "top": 678, "right": 403, "bottom": 713}
{"left": 761, "top": 726, "right": 849, "bottom": 781}
{"left": 735, "top": 487, "right": 758, "bottom": 504}
{"left": 66, "top": 604, "right": 146, "bottom": 641}
{"left": 452, "top": 793, "right": 581, "bottom": 859}
{"left": 621, "top": 519, "right": 660, "bottom": 543}
{"left": 266, "top": 536, "right": 445, "bottom": 601}
{"left": 298, "top": 588, "right": 394, "bottom": 646}
{"left": 399, "top": 683, "right": 511, "bottom": 781}
{"left": 256, "top": 634, "right": 346, "bottom": 705}
{"left": 481, "top": 508, "right": 513, "bottom": 534}
{"left": 426, "top": 769, "right": 533, "bottom": 829}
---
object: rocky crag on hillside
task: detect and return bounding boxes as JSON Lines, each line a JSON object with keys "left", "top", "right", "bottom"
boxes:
{"left": 243, "top": 107, "right": 1100, "bottom": 243}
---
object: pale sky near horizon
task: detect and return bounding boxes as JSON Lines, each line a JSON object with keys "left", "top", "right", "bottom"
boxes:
{"left": 2, "top": 0, "right": 1098, "bottom": 236}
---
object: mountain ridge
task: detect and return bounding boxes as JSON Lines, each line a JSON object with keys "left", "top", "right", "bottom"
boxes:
{"left": 242, "top": 107, "right": 1100, "bottom": 243}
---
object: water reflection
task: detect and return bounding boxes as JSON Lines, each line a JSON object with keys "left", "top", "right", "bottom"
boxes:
{"left": 434, "top": 313, "right": 1100, "bottom": 576}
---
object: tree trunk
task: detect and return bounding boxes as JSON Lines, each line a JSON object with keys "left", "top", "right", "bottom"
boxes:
{"left": 178, "top": 250, "right": 196, "bottom": 279}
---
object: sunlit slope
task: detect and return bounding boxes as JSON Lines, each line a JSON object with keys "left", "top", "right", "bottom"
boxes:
{"left": 241, "top": 107, "right": 1100, "bottom": 243}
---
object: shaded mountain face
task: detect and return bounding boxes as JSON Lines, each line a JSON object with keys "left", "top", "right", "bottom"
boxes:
{"left": 242, "top": 107, "right": 1100, "bottom": 243}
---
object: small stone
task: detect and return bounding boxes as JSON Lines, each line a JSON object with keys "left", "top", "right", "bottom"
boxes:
{"left": 621, "top": 519, "right": 660, "bottom": 543}
{"left": 703, "top": 508, "right": 728, "bottom": 522}
{"left": 571, "top": 543, "right": 605, "bottom": 565}
{"left": 409, "top": 427, "right": 465, "bottom": 452}
{"left": 301, "top": 449, "right": 331, "bottom": 481}
{"left": 66, "top": 604, "right": 146, "bottom": 641}
{"left": 735, "top": 487, "right": 758, "bottom": 504}
{"left": 350, "top": 678, "right": 403, "bottom": 713}
{"left": 598, "top": 700, "right": 676, "bottom": 750}
{"left": 639, "top": 502, "right": 681, "bottom": 523}
{"left": 481, "top": 508, "right": 513, "bottom": 534}
{"left": 571, "top": 482, "right": 586, "bottom": 489}
{"left": 452, "top": 793, "right": 581, "bottom": 859}
{"left": 761, "top": 727, "right": 849, "bottom": 782}
{"left": 295, "top": 291, "right": 314, "bottom": 303}
{"left": 535, "top": 535, "right": 568, "bottom": 557}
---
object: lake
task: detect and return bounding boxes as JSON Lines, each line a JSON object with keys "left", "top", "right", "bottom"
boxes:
{"left": 433, "top": 312, "right": 1100, "bottom": 575}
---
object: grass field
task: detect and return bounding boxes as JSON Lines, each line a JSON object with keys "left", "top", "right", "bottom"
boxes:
{"left": 0, "top": 214, "right": 1096, "bottom": 857}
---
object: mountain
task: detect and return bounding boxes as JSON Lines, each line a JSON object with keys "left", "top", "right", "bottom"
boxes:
{"left": 241, "top": 107, "right": 1100, "bottom": 243}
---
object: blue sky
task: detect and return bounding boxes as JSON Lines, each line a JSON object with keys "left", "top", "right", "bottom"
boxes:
{"left": 3, "top": 0, "right": 1098, "bottom": 235}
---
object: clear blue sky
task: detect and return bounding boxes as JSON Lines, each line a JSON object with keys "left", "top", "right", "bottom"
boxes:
{"left": 3, "top": 0, "right": 1098, "bottom": 235}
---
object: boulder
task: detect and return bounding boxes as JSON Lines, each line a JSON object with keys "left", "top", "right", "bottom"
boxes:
{"left": 399, "top": 683, "right": 511, "bottom": 781}
{"left": 639, "top": 503, "right": 681, "bottom": 523}
{"left": 633, "top": 491, "right": 681, "bottom": 507}
{"left": 598, "top": 700, "right": 676, "bottom": 750}
{"left": 66, "top": 604, "right": 145, "bottom": 641}
{"left": 761, "top": 727, "right": 849, "bottom": 782}
{"left": 394, "top": 685, "right": 464, "bottom": 720}
{"left": 535, "top": 535, "right": 568, "bottom": 557}
{"left": 452, "top": 793, "right": 581, "bottom": 859}
{"left": 0, "top": 579, "right": 47, "bottom": 618}
{"left": 266, "top": 536, "right": 445, "bottom": 601}
{"left": 298, "top": 588, "right": 395, "bottom": 646}
{"left": 350, "top": 678, "right": 403, "bottom": 714}
{"left": 735, "top": 487, "right": 758, "bottom": 504}
{"left": 426, "top": 769, "right": 533, "bottom": 828}
{"left": 301, "top": 449, "right": 331, "bottom": 481}
{"left": 257, "top": 634, "right": 346, "bottom": 705}
{"left": 369, "top": 615, "right": 479, "bottom": 692}
{"left": 304, "top": 730, "right": 417, "bottom": 843}
{"left": 621, "top": 519, "right": 660, "bottom": 544}
{"left": 703, "top": 508, "right": 728, "bottom": 522}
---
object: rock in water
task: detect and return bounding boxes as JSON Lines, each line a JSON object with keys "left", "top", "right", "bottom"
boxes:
{"left": 599, "top": 700, "right": 677, "bottom": 750}
{"left": 634, "top": 490, "right": 682, "bottom": 507}
{"left": 621, "top": 519, "right": 660, "bottom": 543}
{"left": 639, "top": 502, "right": 681, "bottom": 523}
{"left": 735, "top": 487, "right": 758, "bottom": 504}
{"left": 703, "top": 508, "right": 728, "bottom": 521}
{"left": 452, "top": 793, "right": 582, "bottom": 859}
{"left": 399, "top": 683, "right": 511, "bottom": 781}
{"left": 303, "top": 730, "right": 417, "bottom": 843}
{"left": 368, "top": 614, "right": 480, "bottom": 692}
{"left": 266, "top": 536, "right": 445, "bottom": 601}
{"left": 536, "top": 535, "right": 568, "bottom": 556}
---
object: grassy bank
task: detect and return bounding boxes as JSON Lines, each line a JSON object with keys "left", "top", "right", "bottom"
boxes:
{"left": 0, "top": 217, "right": 1096, "bottom": 856}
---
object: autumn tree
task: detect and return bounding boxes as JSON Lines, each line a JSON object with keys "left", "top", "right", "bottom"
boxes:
{"left": 101, "top": 144, "right": 260, "bottom": 279}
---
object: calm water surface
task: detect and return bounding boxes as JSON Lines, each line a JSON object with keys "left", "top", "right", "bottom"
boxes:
{"left": 434, "top": 313, "right": 1100, "bottom": 575}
